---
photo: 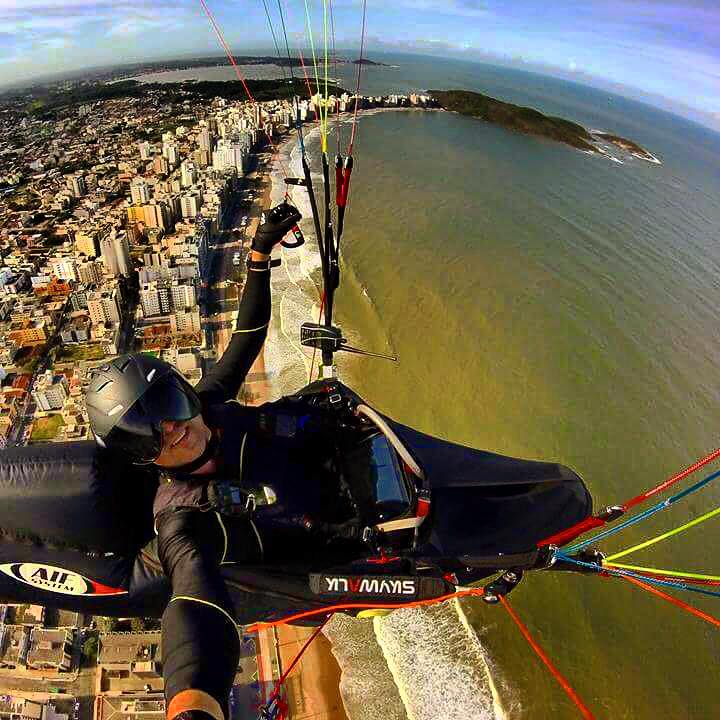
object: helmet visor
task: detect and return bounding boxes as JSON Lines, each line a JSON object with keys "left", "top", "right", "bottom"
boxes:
{"left": 107, "top": 374, "right": 202, "bottom": 463}
{"left": 135, "top": 373, "right": 202, "bottom": 428}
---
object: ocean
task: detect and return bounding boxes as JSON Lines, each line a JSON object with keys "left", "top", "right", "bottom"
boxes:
{"left": 147, "top": 55, "right": 720, "bottom": 718}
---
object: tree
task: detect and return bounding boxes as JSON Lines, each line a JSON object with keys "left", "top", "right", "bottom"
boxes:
{"left": 94, "top": 616, "right": 119, "bottom": 633}
{"left": 82, "top": 636, "right": 98, "bottom": 664}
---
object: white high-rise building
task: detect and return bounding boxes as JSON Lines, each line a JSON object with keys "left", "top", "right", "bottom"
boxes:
{"left": 198, "top": 128, "right": 213, "bottom": 151}
{"left": 75, "top": 230, "right": 99, "bottom": 258}
{"left": 165, "top": 143, "right": 180, "bottom": 168}
{"left": 77, "top": 260, "right": 104, "bottom": 285}
{"left": 153, "top": 155, "right": 170, "bottom": 175}
{"left": 67, "top": 175, "right": 87, "bottom": 198}
{"left": 143, "top": 202, "right": 171, "bottom": 231}
{"left": 143, "top": 252, "right": 163, "bottom": 269}
{"left": 33, "top": 372, "right": 69, "bottom": 411}
{"left": 170, "top": 309, "right": 201, "bottom": 335}
{"left": 130, "top": 178, "right": 151, "bottom": 205}
{"left": 180, "top": 194, "right": 201, "bottom": 219}
{"left": 180, "top": 161, "right": 197, "bottom": 189}
{"left": 170, "top": 282, "right": 196, "bottom": 310}
{"left": 49, "top": 257, "right": 78, "bottom": 282}
{"left": 140, "top": 282, "right": 172, "bottom": 317}
{"left": 138, "top": 141, "right": 152, "bottom": 160}
{"left": 100, "top": 233, "right": 132, "bottom": 278}
{"left": 87, "top": 289, "right": 121, "bottom": 324}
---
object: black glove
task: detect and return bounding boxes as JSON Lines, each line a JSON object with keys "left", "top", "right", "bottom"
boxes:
{"left": 251, "top": 202, "right": 302, "bottom": 255}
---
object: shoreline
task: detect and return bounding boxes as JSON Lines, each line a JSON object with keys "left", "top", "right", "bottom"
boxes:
{"left": 254, "top": 107, "right": 431, "bottom": 401}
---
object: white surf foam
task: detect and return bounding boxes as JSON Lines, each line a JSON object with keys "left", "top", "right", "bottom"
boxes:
{"left": 373, "top": 602, "right": 504, "bottom": 720}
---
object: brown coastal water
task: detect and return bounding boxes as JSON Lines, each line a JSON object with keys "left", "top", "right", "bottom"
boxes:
{"left": 176, "top": 54, "right": 720, "bottom": 718}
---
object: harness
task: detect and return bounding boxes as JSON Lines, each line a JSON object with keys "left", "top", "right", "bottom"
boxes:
{"left": 204, "top": 381, "right": 434, "bottom": 559}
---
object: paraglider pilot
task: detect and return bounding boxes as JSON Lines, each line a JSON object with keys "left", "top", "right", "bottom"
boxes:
{"left": 86, "top": 202, "right": 302, "bottom": 720}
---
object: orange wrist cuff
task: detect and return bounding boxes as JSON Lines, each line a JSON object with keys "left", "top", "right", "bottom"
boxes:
{"left": 167, "top": 689, "right": 224, "bottom": 720}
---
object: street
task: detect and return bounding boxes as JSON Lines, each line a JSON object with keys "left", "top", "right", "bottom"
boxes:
{"left": 200, "top": 151, "right": 274, "bottom": 371}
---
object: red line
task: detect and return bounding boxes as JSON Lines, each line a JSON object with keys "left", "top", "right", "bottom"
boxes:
{"left": 198, "top": 0, "right": 256, "bottom": 103}
{"left": 625, "top": 448, "right": 720, "bottom": 510}
{"left": 198, "top": 0, "right": 290, "bottom": 178}
{"left": 621, "top": 571, "right": 720, "bottom": 587}
{"left": 620, "top": 575, "right": 720, "bottom": 628}
{"left": 500, "top": 597, "right": 596, "bottom": 720}
{"left": 265, "top": 614, "right": 332, "bottom": 713}
{"left": 298, "top": 49, "right": 316, "bottom": 106}
{"left": 538, "top": 516, "right": 605, "bottom": 548}
{"left": 245, "top": 587, "right": 485, "bottom": 633}
{"left": 539, "top": 448, "right": 720, "bottom": 549}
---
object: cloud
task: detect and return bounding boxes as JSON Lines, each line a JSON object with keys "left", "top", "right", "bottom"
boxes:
{"left": 334, "top": 0, "right": 491, "bottom": 18}
{"left": 0, "top": 0, "right": 196, "bottom": 42}
{"left": 105, "top": 13, "right": 186, "bottom": 38}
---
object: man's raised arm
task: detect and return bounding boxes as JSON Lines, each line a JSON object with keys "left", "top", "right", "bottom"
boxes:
{"left": 194, "top": 202, "right": 302, "bottom": 405}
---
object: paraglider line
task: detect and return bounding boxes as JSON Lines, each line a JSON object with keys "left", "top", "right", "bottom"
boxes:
{"left": 499, "top": 595, "right": 596, "bottom": 719}
{"left": 604, "top": 563, "right": 720, "bottom": 586}
{"left": 262, "top": 614, "right": 332, "bottom": 716}
{"left": 542, "top": 447, "right": 720, "bottom": 551}
{"left": 199, "top": 0, "right": 255, "bottom": 103}
{"left": 198, "top": 0, "right": 291, "bottom": 178}
{"left": 557, "top": 552, "right": 720, "bottom": 600}
{"left": 329, "top": 0, "right": 342, "bottom": 155}
{"left": 620, "top": 575, "right": 720, "bottom": 628}
{"left": 302, "top": 0, "right": 323, "bottom": 136}
{"left": 245, "top": 586, "right": 487, "bottom": 632}
{"left": 308, "top": 292, "right": 326, "bottom": 382}
{"left": 260, "top": 0, "right": 288, "bottom": 82}
{"left": 347, "top": 0, "right": 368, "bottom": 155}
{"left": 605, "top": 504, "right": 720, "bottom": 562}
{"left": 565, "top": 467, "right": 720, "bottom": 554}
{"left": 624, "top": 447, "right": 720, "bottom": 511}
{"left": 298, "top": 49, "right": 317, "bottom": 109}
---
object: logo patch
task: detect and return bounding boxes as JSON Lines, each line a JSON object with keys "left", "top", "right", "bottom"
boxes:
{"left": 0, "top": 563, "right": 126, "bottom": 596}
{"left": 310, "top": 573, "right": 419, "bottom": 598}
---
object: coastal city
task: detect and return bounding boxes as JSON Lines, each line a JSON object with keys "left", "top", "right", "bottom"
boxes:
{"left": 0, "top": 78, "right": 432, "bottom": 720}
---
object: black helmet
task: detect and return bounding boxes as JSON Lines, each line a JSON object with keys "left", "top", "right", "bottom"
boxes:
{"left": 86, "top": 353, "right": 201, "bottom": 463}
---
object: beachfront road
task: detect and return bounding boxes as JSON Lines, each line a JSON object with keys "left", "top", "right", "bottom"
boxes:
{"left": 202, "top": 152, "right": 274, "bottom": 366}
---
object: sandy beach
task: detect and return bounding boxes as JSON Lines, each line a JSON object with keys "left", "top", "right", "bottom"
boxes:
{"left": 256, "top": 624, "right": 349, "bottom": 720}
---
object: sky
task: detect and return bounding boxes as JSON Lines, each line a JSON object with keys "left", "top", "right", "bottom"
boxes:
{"left": 1, "top": 0, "right": 718, "bottom": 130}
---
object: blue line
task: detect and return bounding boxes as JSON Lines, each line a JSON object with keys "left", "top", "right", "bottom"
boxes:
{"left": 565, "top": 502, "right": 668, "bottom": 553}
{"left": 669, "top": 469, "right": 720, "bottom": 503}
{"left": 556, "top": 552, "right": 720, "bottom": 600}
{"left": 565, "top": 468, "right": 720, "bottom": 553}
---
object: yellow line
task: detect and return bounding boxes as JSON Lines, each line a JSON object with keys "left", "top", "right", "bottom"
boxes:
{"left": 604, "top": 562, "right": 720, "bottom": 582}
{"left": 605, "top": 505, "right": 720, "bottom": 561}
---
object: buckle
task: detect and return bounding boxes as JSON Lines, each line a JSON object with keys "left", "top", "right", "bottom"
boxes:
{"left": 245, "top": 494, "right": 256, "bottom": 513}
{"left": 482, "top": 570, "right": 524, "bottom": 604}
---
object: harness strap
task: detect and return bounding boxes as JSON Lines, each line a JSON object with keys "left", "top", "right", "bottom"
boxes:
{"left": 355, "top": 404, "right": 425, "bottom": 481}
{"left": 375, "top": 516, "right": 425, "bottom": 533}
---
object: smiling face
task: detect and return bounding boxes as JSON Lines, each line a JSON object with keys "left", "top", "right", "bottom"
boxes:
{"left": 153, "top": 413, "right": 212, "bottom": 468}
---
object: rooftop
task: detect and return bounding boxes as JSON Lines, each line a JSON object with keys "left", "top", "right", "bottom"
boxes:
{"left": 26, "top": 628, "right": 73, "bottom": 668}
{"left": 98, "top": 632, "right": 161, "bottom": 667}
{"left": 98, "top": 695, "right": 165, "bottom": 720}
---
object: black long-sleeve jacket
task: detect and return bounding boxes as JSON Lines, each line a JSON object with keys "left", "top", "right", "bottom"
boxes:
{"left": 157, "top": 263, "right": 272, "bottom": 720}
